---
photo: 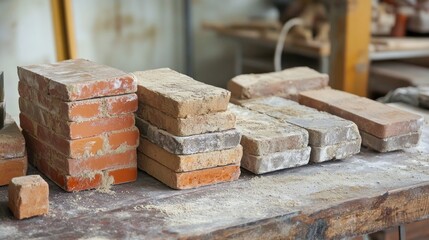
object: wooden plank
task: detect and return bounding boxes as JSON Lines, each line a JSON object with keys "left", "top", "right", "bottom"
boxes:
{"left": 50, "top": 0, "right": 76, "bottom": 61}
{"left": 329, "top": 0, "right": 371, "bottom": 96}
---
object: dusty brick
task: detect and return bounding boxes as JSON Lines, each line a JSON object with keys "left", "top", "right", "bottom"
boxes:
{"left": 310, "top": 139, "right": 361, "bottom": 163}
{"left": 241, "top": 147, "right": 311, "bottom": 174}
{"left": 0, "top": 114, "right": 26, "bottom": 159}
{"left": 228, "top": 104, "right": 308, "bottom": 155}
{"left": 0, "top": 156, "right": 27, "bottom": 186}
{"left": 138, "top": 139, "right": 242, "bottom": 172}
{"left": 107, "top": 167, "right": 137, "bottom": 185}
{"left": 360, "top": 131, "right": 421, "bottom": 152}
{"left": 299, "top": 89, "right": 424, "bottom": 138}
{"left": 134, "top": 68, "right": 230, "bottom": 118}
{"left": 139, "top": 154, "right": 240, "bottom": 190}
{"left": 107, "top": 127, "right": 139, "bottom": 151}
{"left": 227, "top": 67, "right": 328, "bottom": 100}
{"left": 136, "top": 116, "right": 241, "bottom": 155}
{"left": 137, "top": 103, "right": 236, "bottom": 136}
{"left": 239, "top": 97, "right": 361, "bottom": 147}
{"left": 17, "top": 59, "right": 137, "bottom": 101}
{"left": 8, "top": 175, "right": 49, "bottom": 219}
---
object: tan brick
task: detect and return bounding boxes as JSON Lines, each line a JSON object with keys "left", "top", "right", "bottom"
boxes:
{"left": 0, "top": 114, "right": 26, "bottom": 159}
{"left": 229, "top": 104, "right": 308, "bottom": 155}
{"left": 8, "top": 175, "right": 49, "bottom": 219}
{"left": 139, "top": 154, "right": 240, "bottom": 190}
{"left": 138, "top": 139, "right": 242, "bottom": 172}
{"left": 134, "top": 68, "right": 230, "bottom": 118}
{"left": 360, "top": 130, "right": 421, "bottom": 152}
{"left": 17, "top": 59, "right": 137, "bottom": 101}
{"left": 227, "top": 67, "right": 328, "bottom": 100}
{"left": 0, "top": 156, "right": 27, "bottom": 186}
{"left": 137, "top": 103, "right": 236, "bottom": 136}
{"left": 299, "top": 89, "right": 424, "bottom": 138}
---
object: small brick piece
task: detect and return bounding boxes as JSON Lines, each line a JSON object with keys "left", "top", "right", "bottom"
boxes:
{"left": 227, "top": 67, "right": 328, "bottom": 100}
{"left": 136, "top": 116, "right": 241, "bottom": 155}
{"left": 228, "top": 104, "right": 308, "bottom": 155}
{"left": 0, "top": 115, "right": 26, "bottom": 159}
{"left": 139, "top": 154, "right": 240, "bottom": 190}
{"left": 17, "top": 59, "right": 137, "bottom": 101}
{"left": 360, "top": 131, "right": 421, "bottom": 152}
{"left": 241, "top": 147, "right": 311, "bottom": 174}
{"left": 310, "top": 139, "right": 361, "bottom": 163}
{"left": 299, "top": 89, "right": 424, "bottom": 139}
{"left": 8, "top": 175, "right": 49, "bottom": 219}
{"left": 134, "top": 68, "right": 230, "bottom": 118}
{"left": 138, "top": 139, "right": 242, "bottom": 172}
{"left": 137, "top": 103, "right": 236, "bottom": 136}
{"left": 0, "top": 156, "right": 27, "bottom": 186}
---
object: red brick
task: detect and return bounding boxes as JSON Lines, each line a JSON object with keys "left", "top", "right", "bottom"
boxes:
{"left": 107, "top": 167, "right": 137, "bottom": 184}
{"left": 0, "top": 115, "right": 26, "bottom": 159}
{"left": 0, "top": 156, "right": 27, "bottom": 186}
{"left": 107, "top": 127, "right": 139, "bottom": 150}
{"left": 106, "top": 94, "right": 138, "bottom": 115}
{"left": 18, "top": 59, "right": 137, "bottom": 101}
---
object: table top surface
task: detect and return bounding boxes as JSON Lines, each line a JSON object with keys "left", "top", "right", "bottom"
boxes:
{"left": 1, "top": 126, "right": 429, "bottom": 239}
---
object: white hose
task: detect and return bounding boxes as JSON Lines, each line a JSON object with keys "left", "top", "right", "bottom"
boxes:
{"left": 274, "top": 18, "right": 304, "bottom": 72}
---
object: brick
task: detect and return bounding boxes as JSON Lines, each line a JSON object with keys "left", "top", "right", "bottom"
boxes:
{"left": 228, "top": 104, "right": 308, "bottom": 155}
{"left": 239, "top": 97, "right": 361, "bottom": 147}
{"left": 360, "top": 131, "right": 421, "bottom": 152}
{"left": 138, "top": 139, "right": 242, "bottom": 172}
{"left": 107, "top": 127, "right": 140, "bottom": 151}
{"left": 227, "top": 67, "right": 328, "bottom": 100}
{"left": 137, "top": 103, "right": 236, "bottom": 136}
{"left": 136, "top": 116, "right": 241, "bottom": 155}
{"left": 241, "top": 147, "right": 311, "bottom": 174}
{"left": 139, "top": 154, "right": 240, "bottom": 190}
{"left": 0, "top": 156, "right": 27, "bottom": 186}
{"left": 107, "top": 167, "right": 137, "bottom": 185}
{"left": 299, "top": 89, "right": 424, "bottom": 138}
{"left": 134, "top": 68, "right": 230, "bottom": 118}
{"left": 310, "top": 139, "right": 361, "bottom": 163}
{"left": 19, "top": 81, "right": 138, "bottom": 121}
{"left": 17, "top": 59, "right": 137, "bottom": 101}
{"left": 8, "top": 175, "right": 49, "bottom": 219}
{"left": 419, "top": 88, "right": 429, "bottom": 109}
{"left": 0, "top": 114, "right": 26, "bottom": 159}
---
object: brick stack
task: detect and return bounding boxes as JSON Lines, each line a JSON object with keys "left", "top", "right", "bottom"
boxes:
{"left": 18, "top": 59, "right": 139, "bottom": 192}
{"left": 227, "top": 67, "right": 328, "bottom": 103}
{"left": 228, "top": 104, "right": 310, "bottom": 174}
{"left": 239, "top": 97, "right": 362, "bottom": 163}
{"left": 299, "top": 89, "right": 424, "bottom": 152}
{"left": 134, "top": 68, "right": 242, "bottom": 190}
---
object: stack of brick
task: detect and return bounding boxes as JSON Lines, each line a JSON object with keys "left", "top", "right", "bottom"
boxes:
{"left": 18, "top": 59, "right": 139, "bottom": 192}
{"left": 238, "top": 97, "right": 361, "bottom": 163}
{"left": 227, "top": 67, "right": 328, "bottom": 102}
{"left": 299, "top": 89, "right": 424, "bottom": 152}
{"left": 134, "top": 68, "right": 242, "bottom": 189}
{"left": 228, "top": 104, "right": 310, "bottom": 174}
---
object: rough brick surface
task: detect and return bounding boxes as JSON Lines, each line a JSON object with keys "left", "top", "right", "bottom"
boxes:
{"left": 19, "top": 81, "right": 138, "bottom": 121}
{"left": 239, "top": 97, "right": 361, "bottom": 147}
{"left": 228, "top": 104, "right": 308, "bottom": 155}
{"left": 139, "top": 154, "right": 240, "bottom": 190}
{"left": 360, "top": 131, "right": 421, "bottom": 152}
{"left": 299, "top": 89, "right": 424, "bottom": 138}
{"left": 310, "top": 139, "right": 361, "bottom": 163}
{"left": 137, "top": 103, "right": 236, "bottom": 136}
{"left": 17, "top": 59, "right": 137, "bottom": 101}
{"left": 241, "top": 147, "right": 311, "bottom": 174}
{"left": 135, "top": 116, "right": 241, "bottom": 155}
{"left": 227, "top": 67, "right": 328, "bottom": 100}
{"left": 134, "top": 68, "right": 230, "bottom": 118}
{"left": 138, "top": 139, "right": 242, "bottom": 172}
{"left": 0, "top": 156, "right": 27, "bottom": 186}
{"left": 0, "top": 114, "right": 26, "bottom": 159}
{"left": 8, "top": 175, "right": 49, "bottom": 219}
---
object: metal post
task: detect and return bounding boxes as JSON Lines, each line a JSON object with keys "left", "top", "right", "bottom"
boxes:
{"left": 234, "top": 43, "right": 243, "bottom": 76}
{"left": 399, "top": 225, "right": 406, "bottom": 240}
{"left": 183, "top": 0, "right": 194, "bottom": 77}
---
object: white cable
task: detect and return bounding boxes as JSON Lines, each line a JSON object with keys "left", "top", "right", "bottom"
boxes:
{"left": 274, "top": 18, "right": 304, "bottom": 72}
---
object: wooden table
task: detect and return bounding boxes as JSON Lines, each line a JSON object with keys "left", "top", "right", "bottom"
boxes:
{"left": 1, "top": 127, "right": 429, "bottom": 239}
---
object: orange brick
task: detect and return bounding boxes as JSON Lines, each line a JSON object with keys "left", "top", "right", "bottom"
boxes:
{"left": 69, "top": 114, "right": 135, "bottom": 139}
{"left": 19, "top": 113, "right": 36, "bottom": 136}
{"left": 108, "top": 167, "right": 137, "bottom": 184}
{"left": 106, "top": 94, "right": 138, "bottom": 115}
{"left": 107, "top": 127, "right": 139, "bottom": 150}
{"left": 0, "top": 156, "right": 28, "bottom": 186}
{"left": 68, "top": 101, "right": 101, "bottom": 120}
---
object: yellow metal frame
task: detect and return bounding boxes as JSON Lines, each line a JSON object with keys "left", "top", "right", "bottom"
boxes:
{"left": 51, "top": 0, "right": 76, "bottom": 61}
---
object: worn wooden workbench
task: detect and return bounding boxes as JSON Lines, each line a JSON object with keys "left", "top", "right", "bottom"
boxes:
{"left": 1, "top": 126, "right": 429, "bottom": 239}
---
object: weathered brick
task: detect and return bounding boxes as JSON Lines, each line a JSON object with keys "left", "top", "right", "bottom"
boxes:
{"left": 360, "top": 130, "right": 421, "bottom": 152}
{"left": 139, "top": 154, "right": 240, "bottom": 190}
{"left": 241, "top": 147, "right": 311, "bottom": 174}
{"left": 299, "top": 89, "right": 424, "bottom": 138}
{"left": 138, "top": 139, "right": 242, "bottom": 172}
{"left": 137, "top": 103, "right": 236, "bottom": 136}
{"left": 134, "top": 68, "right": 230, "bottom": 118}
{"left": 107, "top": 127, "right": 140, "bottom": 151}
{"left": 0, "top": 114, "right": 26, "bottom": 159}
{"left": 310, "top": 139, "right": 361, "bottom": 163}
{"left": 17, "top": 59, "right": 137, "bottom": 101}
{"left": 8, "top": 175, "right": 49, "bottom": 219}
{"left": 135, "top": 116, "right": 241, "bottom": 155}
{"left": 107, "top": 167, "right": 137, "bottom": 185}
{"left": 0, "top": 156, "right": 27, "bottom": 186}
{"left": 228, "top": 104, "right": 308, "bottom": 155}
{"left": 239, "top": 97, "right": 361, "bottom": 147}
{"left": 227, "top": 67, "right": 328, "bottom": 100}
